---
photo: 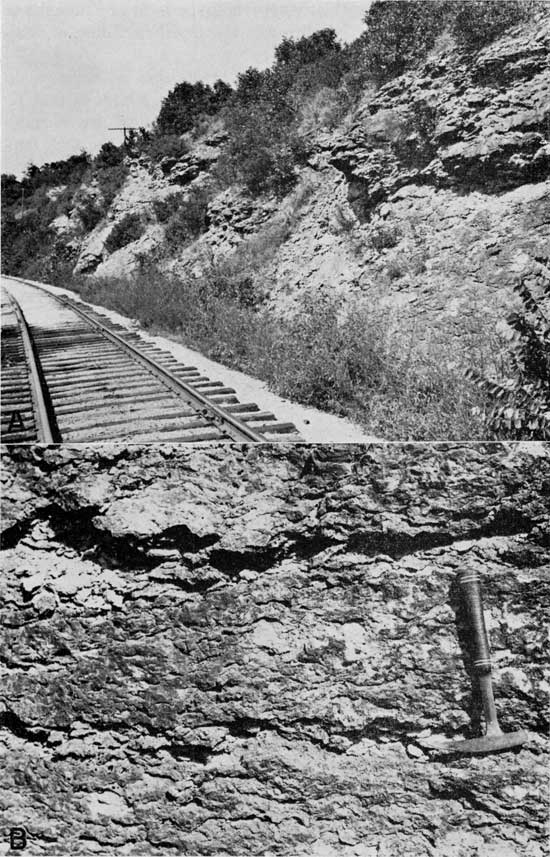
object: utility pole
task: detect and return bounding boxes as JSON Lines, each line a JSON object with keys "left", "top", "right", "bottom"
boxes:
{"left": 108, "top": 126, "right": 141, "bottom": 150}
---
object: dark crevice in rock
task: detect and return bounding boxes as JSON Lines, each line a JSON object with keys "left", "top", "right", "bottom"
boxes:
{"left": 323, "top": 716, "right": 433, "bottom": 749}
{"left": 224, "top": 715, "right": 420, "bottom": 755}
{"left": 19, "top": 506, "right": 190, "bottom": 572}
{"left": 4, "top": 445, "right": 140, "bottom": 477}
{"left": 428, "top": 781, "right": 506, "bottom": 819}
{"left": 348, "top": 529, "right": 454, "bottom": 559}
{"left": 52, "top": 519, "right": 157, "bottom": 571}
{"left": 290, "top": 534, "right": 342, "bottom": 560}
{"left": 164, "top": 743, "right": 212, "bottom": 764}
{"left": 226, "top": 716, "right": 279, "bottom": 739}
{"left": 1, "top": 503, "right": 62, "bottom": 549}
{"left": 0, "top": 708, "right": 50, "bottom": 744}
{"left": 347, "top": 513, "right": 536, "bottom": 560}
{"left": 157, "top": 525, "right": 220, "bottom": 553}
{"left": 152, "top": 575, "right": 226, "bottom": 595}
{"left": 209, "top": 547, "right": 284, "bottom": 575}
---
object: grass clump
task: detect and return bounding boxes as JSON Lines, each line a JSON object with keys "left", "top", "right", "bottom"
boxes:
{"left": 370, "top": 222, "right": 401, "bottom": 250}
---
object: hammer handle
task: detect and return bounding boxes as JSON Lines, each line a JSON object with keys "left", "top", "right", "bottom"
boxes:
{"left": 457, "top": 569, "right": 492, "bottom": 673}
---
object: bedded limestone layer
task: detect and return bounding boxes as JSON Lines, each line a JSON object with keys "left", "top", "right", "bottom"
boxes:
{"left": 1, "top": 443, "right": 549, "bottom": 855}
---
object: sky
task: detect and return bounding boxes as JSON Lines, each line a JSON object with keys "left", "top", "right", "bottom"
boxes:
{"left": 2, "top": 0, "right": 369, "bottom": 177}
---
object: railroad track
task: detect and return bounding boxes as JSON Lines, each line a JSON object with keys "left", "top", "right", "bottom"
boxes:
{"left": 1, "top": 276, "right": 300, "bottom": 443}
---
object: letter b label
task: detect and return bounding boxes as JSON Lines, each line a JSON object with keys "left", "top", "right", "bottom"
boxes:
{"left": 10, "top": 827, "right": 27, "bottom": 850}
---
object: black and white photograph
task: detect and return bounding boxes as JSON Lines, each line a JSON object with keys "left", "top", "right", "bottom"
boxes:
{"left": 1, "top": 442, "right": 549, "bottom": 855}
{"left": 1, "top": 1, "right": 550, "bottom": 856}
{"left": 1, "top": 0, "right": 549, "bottom": 442}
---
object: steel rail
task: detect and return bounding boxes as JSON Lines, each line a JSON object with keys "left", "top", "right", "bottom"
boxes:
{"left": 4, "top": 290, "right": 56, "bottom": 443}
{"left": 7, "top": 278, "right": 267, "bottom": 443}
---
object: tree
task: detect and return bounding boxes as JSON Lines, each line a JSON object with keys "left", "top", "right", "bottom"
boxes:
{"left": 363, "top": 0, "right": 448, "bottom": 84}
{"left": 234, "top": 68, "right": 266, "bottom": 105}
{"left": 212, "top": 79, "right": 233, "bottom": 110}
{"left": 451, "top": 0, "right": 543, "bottom": 51}
{"left": 274, "top": 28, "right": 341, "bottom": 67}
{"left": 156, "top": 79, "right": 232, "bottom": 136}
{"left": 1, "top": 174, "right": 22, "bottom": 207}
{"left": 94, "top": 142, "right": 124, "bottom": 169}
{"left": 362, "top": 0, "right": 543, "bottom": 86}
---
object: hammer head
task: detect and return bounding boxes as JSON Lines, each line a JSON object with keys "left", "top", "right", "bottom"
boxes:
{"left": 442, "top": 729, "right": 529, "bottom": 755}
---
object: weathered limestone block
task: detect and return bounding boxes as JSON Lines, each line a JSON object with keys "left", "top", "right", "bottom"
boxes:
{"left": 160, "top": 144, "right": 220, "bottom": 187}
{"left": 0, "top": 443, "right": 548, "bottom": 855}
{"left": 330, "top": 18, "right": 550, "bottom": 212}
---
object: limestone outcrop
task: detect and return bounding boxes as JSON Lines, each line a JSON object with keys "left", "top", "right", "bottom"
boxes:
{"left": 329, "top": 20, "right": 550, "bottom": 215}
{"left": 1, "top": 443, "right": 548, "bottom": 855}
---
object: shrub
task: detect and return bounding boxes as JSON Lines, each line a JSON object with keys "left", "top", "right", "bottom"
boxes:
{"left": 340, "top": 36, "right": 376, "bottom": 104}
{"left": 1, "top": 208, "right": 53, "bottom": 274}
{"left": 104, "top": 213, "right": 144, "bottom": 253}
{"left": 390, "top": 100, "right": 438, "bottom": 169}
{"left": 217, "top": 102, "right": 306, "bottom": 196}
{"left": 275, "top": 29, "right": 341, "bottom": 67}
{"left": 363, "top": 0, "right": 449, "bottom": 85}
{"left": 467, "top": 260, "right": 550, "bottom": 439}
{"left": 370, "top": 222, "right": 401, "bottom": 250}
{"left": 144, "top": 134, "right": 190, "bottom": 163}
{"left": 451, "top": 0, "right": 543, "bottom": 51}
{"left": 385, "top": 257, "right": 405, "bottom": 280}
{"left": 332, "top": 204, "right": 357, "bottom": 235}
{"left": 1, "top": 174, "right": 24, "bottom": 206}
{"left": 20, "top": 152, "right": 91, "bottom": 193}
{"left": 156, "top": 79, "right": 232, "bottom": 136}
{"left": 152, "top": 194, "right": 184, "bottom": 223}
{"left": 203, "top": 262, "right": 263, "bottom": 310}
{"left": 298, "top": 87, "right": 347, "bottom": 136}
{"left": 164, "top": 186, "right": 210, "bottom": 248}
{"left": 362, "top": 0, "right": 543, "bottom": 86}
{"left": 97, "top": 163, "right": 129, "bottom": 208}
{"left": 94, "top": 142, "right": 125, "bottom": 169}
{"left": 218, "top": 29, "right": 350, "bottom": 197}
{"left": 78, "top": 197, "right": 104, "bottom": 231}
{"left": 28, "top": 240, "right": 79, "bottom": 286}
{"left": 290, "top": 49, "right": 348, "bottom": 102}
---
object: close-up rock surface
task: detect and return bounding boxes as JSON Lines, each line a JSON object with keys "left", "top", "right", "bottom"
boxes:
{"left": 1, "top": 442, "right": 549, "bottom": 855}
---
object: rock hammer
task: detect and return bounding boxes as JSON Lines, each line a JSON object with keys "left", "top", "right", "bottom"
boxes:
{"left": 441, "top": 569, "right": 528, "bottom": 755}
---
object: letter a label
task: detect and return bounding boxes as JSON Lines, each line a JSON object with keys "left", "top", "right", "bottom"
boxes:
{"left": 7, "top": 411, "right": 25, "bottom": 433}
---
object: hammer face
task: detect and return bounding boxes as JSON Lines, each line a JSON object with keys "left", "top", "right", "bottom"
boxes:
{"left": 444, "top": 729, "right": 529, "bottom": 755}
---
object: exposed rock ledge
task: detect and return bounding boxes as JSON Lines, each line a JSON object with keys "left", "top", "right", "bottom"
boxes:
{"left": 1, "top": 443, "right": 549, "bottom": 855}
{"left": 329, "top": 19, "right": 550, "bottom": 217}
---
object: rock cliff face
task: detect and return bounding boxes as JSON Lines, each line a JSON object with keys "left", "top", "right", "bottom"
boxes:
{"left": 260, "top": 15, "right": 550, "bottom": 349}
{"left": 1, "top": 443, "right": 549, "bottom": 855}
{"left": 65, "top": 14, "right": 550, "bottom": 359}
{"left": 330, "top": 22, "right": 550, "bottom": 209}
